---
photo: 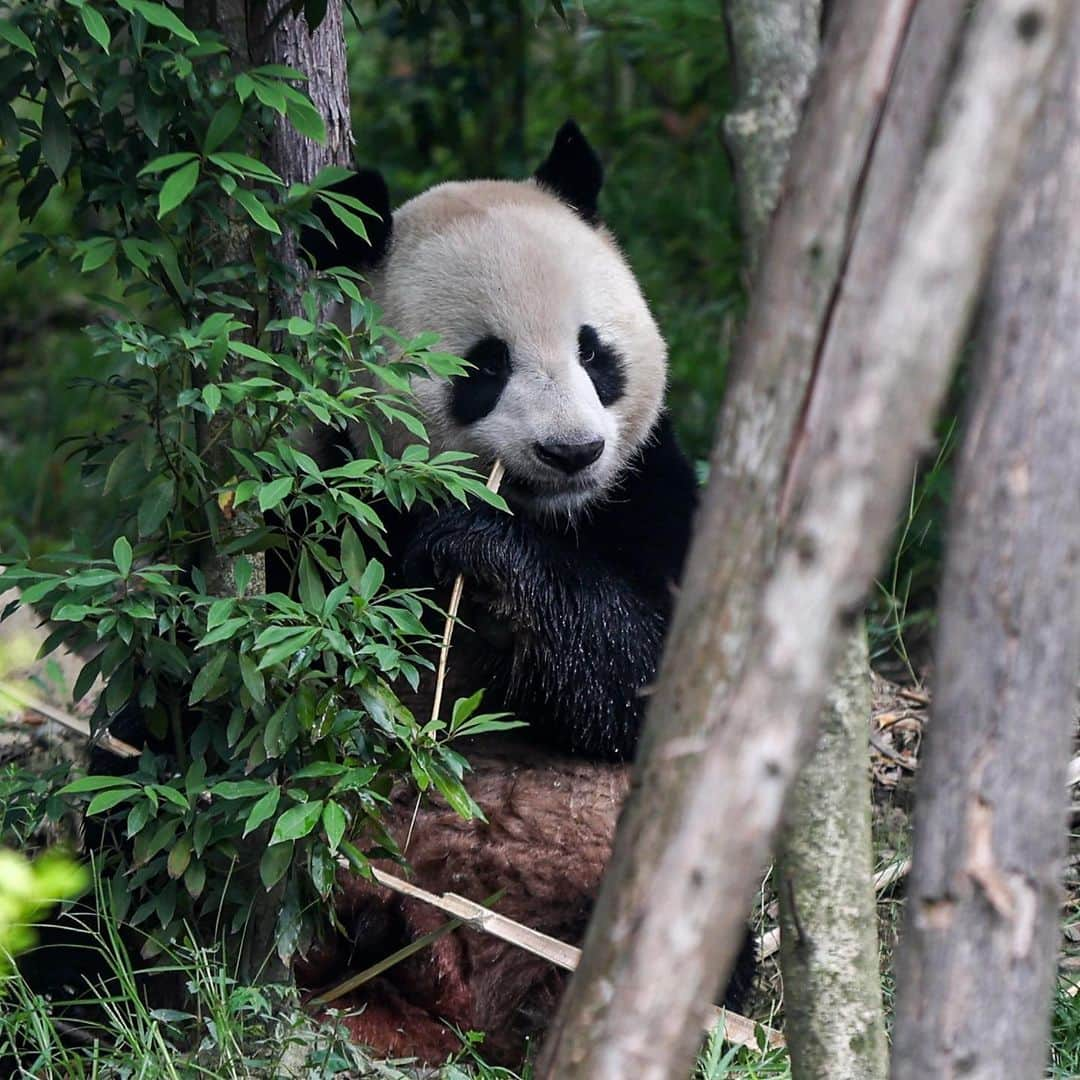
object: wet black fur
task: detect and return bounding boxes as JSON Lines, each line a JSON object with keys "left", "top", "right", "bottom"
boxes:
{"left": 392, "top": 413, "right": 697, "bottom": 761}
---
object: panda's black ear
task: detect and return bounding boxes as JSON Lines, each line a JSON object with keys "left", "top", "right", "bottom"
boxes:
{"left": 534, "top": 120, "right": 604, "bottom": 225}
{"left": 301, "top": 168, "right": 393, "bottom": 271}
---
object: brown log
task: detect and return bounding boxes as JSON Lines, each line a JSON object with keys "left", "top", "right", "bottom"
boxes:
{"left": 890, "top": 12, "right": 1080, "bottom": 1078}
{"left": 537, "top": 2, "right": 1063, "bottom": 1077}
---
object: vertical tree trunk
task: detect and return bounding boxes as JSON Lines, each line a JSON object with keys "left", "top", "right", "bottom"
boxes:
{"left": 891, "top": 13, "right": 1080, "bottom": 1078}
{"left": 183, "top": 0, "right": 353, "bottom": 984}
{"left": 537, "top": 3, "right": 1062, "bottom": 1077}
{"left": 259, "top": 1, "right": 352, "bottom": 288}
{"left": 777, "top": 633, "right": 886, "bottom": 1078}
{"left": 773, "top": 0, "right": 975, "bottom": 1073}
{"left": 235, "top": 0, "right": 353, "bottom": 986}
{"left": 724, "top": 6, "right": 886, "bottom": 1075}
{"left": 723, "top": 0, "right": 822, "bottom": 265}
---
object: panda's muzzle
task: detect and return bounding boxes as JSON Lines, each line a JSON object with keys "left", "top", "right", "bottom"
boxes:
{"left": 533, "top": 438, "right": 605, "bottom": 475}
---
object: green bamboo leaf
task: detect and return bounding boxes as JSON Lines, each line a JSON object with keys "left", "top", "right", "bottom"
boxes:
{"left": 204, "top": 100, "right": 241, "bottom": 153}
{"left": 258, "top": 476, "right": 293, "bottom": 512}
{"left": 243, "top": 787, "right": 280, "bottom": 836}
{"left": 0, "top": 19, "right": 36, "bottom": 56}
{"left": 113, "top": 536, "right": 133, "bottom": 576}
{"left": 259, "top": 839, "right": 293, "bottom": 889}
{"left": 138, "top": 151, "right": 197, "bottom": 176}
{"left": 213, "top": 780, "right": 270, "bottom": 799}
{"left": 269, "top": 800, "right": 323, "bottom": 845}
{"left": 80, "top": 5, "right": 111, "bottom": 50}
{"left": 239, "top": 652, "right": 265, "bottom": 704}
{"left": 322, "top": 800, "right": 346, "bottom": 852}
{"left": 59, "top": 775, "right": 139, "bottom": 795}
{"left": 137, "top": 476, "right": 175, "bottom": 537}
{"left": 183, "top": 859, "right": 206, "bottom": 898}
{"left": 167, "top": 835, "right": 192, "bottom": 879}
{"left": 286, "top": 99, "right": 325, "bottom": 143}
{"left": 340, "top": 523, "right": 366, "bottom": 590}
{"left": 233, "top": 188, "right": 281, "bottom": 235}
{"left": 316, "top": 194, "right": 370, "bottom": 242}
{"left": 87, "top": 788, "right": 138, "bottom": 815}
{"left": 157, "top": 160, "right": 199, "bottom": 218}
{"left": 42, "top": 95, "right": 72, "bottom": 179}
{"left": 129, "top": 0, "right": 199, "bottom": 43}
{"left": 188, "top": 648, "right": 227, "bottom": 704}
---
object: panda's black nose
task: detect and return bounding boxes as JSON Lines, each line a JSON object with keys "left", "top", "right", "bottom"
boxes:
{"left": 534, "top": 438, "right": 605, "bottom": 475}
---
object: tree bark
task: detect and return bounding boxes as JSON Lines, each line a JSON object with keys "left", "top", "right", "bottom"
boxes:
{"left": 891, "top": 12, "right": 1080, "bottom": 1078}
{"left": 230, "top": 0, "right": 353, "bottom": 987}
{"left": 772, "top": 1, "right": 976, "bottom": 1073}
{"left": 777, "top": 633, "right": 885, "bottom": 1078}
{"left": 724, "top": 6, "right": 887, "bottom": 1075}
{"left": 724, "top": 0, "right": 822, "bottom": 265}
{"left": 537, "top": 2, "right": 1062, "bottom": 1077}
{"left": 259, "top": 0, "right": 352, "bottom": 293}
{"left": 183, "top": 0, "right": 352, "bottom": 984}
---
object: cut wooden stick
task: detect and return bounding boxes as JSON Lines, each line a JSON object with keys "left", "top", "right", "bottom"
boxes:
{"left": 427, "top": 458, "right": 505, "bottom": 729}
{"left": 347, "top": 865, "right": 784, "bottom": 1051}
{"left": 0, "top": 679, "right": 139, "bottom": 758}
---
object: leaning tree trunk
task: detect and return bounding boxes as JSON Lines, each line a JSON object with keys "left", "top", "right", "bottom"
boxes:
{"left": 537, "top": 3, "right": 1062, "bottom": 1077}
{"left": 891, "top": 13, "right": 1080, "bottom": 1078}
{"left": 773, "top": 0, "right": 978, "bottom": 1073}
{"left": 724, "top": 5, "right": 887, "bottom": 1075}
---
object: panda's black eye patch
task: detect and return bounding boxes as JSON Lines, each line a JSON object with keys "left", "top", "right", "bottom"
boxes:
{"left": 450, "top": 336, "right": 512, "bottom": 425}
{"left": 578, "top": 325, "right": 626, "bottom": 407}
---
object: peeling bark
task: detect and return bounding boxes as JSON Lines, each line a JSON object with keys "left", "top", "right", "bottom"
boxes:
{"left": 538, "top": 2, "right": 1063, "bottom": 1077}
{"left": 772, "top": 3, "right": 974, "bottom": 1074}
{"left": 891, "top": 12, "right": 1080, "bottom": 1077}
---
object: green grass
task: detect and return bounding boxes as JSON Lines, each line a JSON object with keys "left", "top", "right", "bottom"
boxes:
{"left": 0, "top": 872, "right": 792, "bottom": 1079}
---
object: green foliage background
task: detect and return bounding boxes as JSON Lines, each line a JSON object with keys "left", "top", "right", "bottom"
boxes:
{"left": 0, "top": 0, "right": 743, "bottom": 557}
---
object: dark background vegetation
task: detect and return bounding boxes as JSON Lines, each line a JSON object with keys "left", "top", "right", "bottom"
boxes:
{"left": 0, "top": 0, "right": 947, "bottom": 669}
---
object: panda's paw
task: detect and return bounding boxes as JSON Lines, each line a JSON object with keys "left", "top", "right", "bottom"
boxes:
{"left": 402, "top": 504, "right": 519, "bottom": 595}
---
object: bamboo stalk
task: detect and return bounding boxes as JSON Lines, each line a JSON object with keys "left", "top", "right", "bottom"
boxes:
{"left": 352, "top": 865, "right": 784, "bottom": 1052}
{"left": 0, "top": 679, "right": 139, "bottom": 758}
{"left": 427, "top": 459, "right": 505, "bottom": 728}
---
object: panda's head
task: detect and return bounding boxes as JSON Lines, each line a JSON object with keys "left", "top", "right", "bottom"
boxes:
{"left": 307, "top": 122, "right": 667, "bottom": 519}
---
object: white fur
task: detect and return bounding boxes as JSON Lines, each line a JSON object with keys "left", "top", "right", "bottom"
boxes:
{"left": 366, "top": 178, "right": 668, "bottom": 517}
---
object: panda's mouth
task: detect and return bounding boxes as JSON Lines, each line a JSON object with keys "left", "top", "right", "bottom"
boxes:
{"left": 502, "top": 470, "right": 602, "bottom": 516}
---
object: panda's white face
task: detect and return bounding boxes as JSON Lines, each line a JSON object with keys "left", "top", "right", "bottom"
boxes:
{"left": 369, "top": 179, "right": 668, "bottom": 518}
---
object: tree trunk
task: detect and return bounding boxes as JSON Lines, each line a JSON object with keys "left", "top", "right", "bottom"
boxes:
{"left": 724, "top": 0, "right": 822, "bottom": 265}
{"left": 231, "top": 0, "right": 353, "bottom": 987}
{"left": 537, "top": 2, "right": 1062, "bottom": 1077}
{"left": 772, "top": 0, "right": 977, "bottom": 1072}
{"left": 777, "top": 633, "right": 885, "bottom": 1078}
{"left": 724, "top": 6, "right": 886, "bottom": 1075}
{"left": 259, "top": 0, "right": 352, "bottom": 289}
{"left": 891, "top": 12, "right": 1080, "bottom": 1078}
{"left": 183, "top": 0, "right": 352, "bottom": 984}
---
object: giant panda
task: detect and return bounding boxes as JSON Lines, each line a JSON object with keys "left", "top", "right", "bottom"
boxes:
{"left": 294, "top": 123, "right": 755, "bottom": 1064}
{"left": 302, "top": 120, "right": 699, "bottom": 763}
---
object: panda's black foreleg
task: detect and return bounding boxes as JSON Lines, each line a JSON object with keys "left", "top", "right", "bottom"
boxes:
{"left": 402, "top": 504, "right": 667, "bottom": 760}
